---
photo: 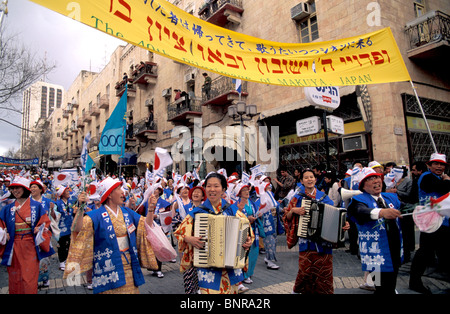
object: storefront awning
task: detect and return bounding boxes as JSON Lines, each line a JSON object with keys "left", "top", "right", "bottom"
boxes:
{"left": 48, "top": 160, "right": 63, "bottom": 168}
{"left": 203, "top": 131, "right": 255, "bottom": 162}
{"left": 138, "top": 149, "right": 155, "bottom": 164}
{"left": 118, "top": 152, "right": 137, "bottom": 166}
{"left": 259, "top": 86, "right": 356, "bottom": 120}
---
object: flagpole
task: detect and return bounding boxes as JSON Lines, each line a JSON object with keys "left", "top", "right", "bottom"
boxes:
{"left": 410, "top": 80, "right": 437, "bottom": 153}
{"left": 119, "top": 125, "right": 125, "bottom": 177}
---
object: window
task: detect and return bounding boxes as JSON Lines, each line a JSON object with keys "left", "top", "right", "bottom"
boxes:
{"left": 299, "top": 1, "right": 318, "bottom": 43}
{"left": 414, "top": 0, "right": 426, "bottom": 17}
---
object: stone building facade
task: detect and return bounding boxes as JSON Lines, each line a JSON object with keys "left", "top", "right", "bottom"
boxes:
{"left": 51, "top": 0, "right": 449, "bottom": 177}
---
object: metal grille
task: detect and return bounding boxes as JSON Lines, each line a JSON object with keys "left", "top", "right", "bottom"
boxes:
{"left": 403, "top": 93, "right": 450, "bottom": 120}
{"left": 280, "top": 139, "right": 339, "bottom": 173}
{"left": 410, "top": 132, "right": 450, "bottom": 162}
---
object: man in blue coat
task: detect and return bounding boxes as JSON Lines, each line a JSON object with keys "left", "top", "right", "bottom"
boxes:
{"left": 348, "top": 167, "right": 403, "bottom": 295}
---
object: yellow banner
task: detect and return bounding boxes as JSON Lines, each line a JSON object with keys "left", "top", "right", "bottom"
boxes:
{"left": 30, "top": 0, "right": 411, "bottom": 87}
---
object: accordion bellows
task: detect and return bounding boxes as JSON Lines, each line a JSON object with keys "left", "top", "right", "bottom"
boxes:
{"left": 194, "top": 214, "right": 250, "bottom": 269}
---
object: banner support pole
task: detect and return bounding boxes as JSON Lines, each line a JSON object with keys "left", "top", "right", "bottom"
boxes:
{"left": 409, "top": 80, "right": 438, "bottom": 154}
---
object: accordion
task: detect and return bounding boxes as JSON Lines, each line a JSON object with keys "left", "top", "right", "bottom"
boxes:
{"left": 193, "top": 213, "right": 250, "bottom": 269}
{"left": 297, "top": 199, "right": 347, "bottom": 243}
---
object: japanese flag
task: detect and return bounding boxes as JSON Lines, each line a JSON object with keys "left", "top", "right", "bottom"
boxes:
{"left": 153, "top": 147, "right": 173, "bottom": 176}
{"left": 159, "top": 211, "right": 173, "bottom": 233}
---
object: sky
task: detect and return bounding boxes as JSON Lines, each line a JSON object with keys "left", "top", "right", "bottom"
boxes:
{"left": 0, "top": 0, "right": 125, "bottom": 156}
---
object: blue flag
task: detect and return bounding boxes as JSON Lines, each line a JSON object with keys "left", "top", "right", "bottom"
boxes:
{"left": 85, "top": 155, "right": 95, "bottom": 175}
{"left": 99, "top": 86, "right": 127, "bottom": 156}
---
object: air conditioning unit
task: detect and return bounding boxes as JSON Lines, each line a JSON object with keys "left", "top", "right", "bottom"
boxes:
{"left": 145, "top": 98, "right": 154, "bottom": 107}
{"left": 185, "top": 73, "right": 195, "bottom": 83}
{"left": 342, "top": 135, "right": 367, "bottom": 152}
{"left": 162, "top": 88, "right": 172, "bottom": 98}
{"left": 291, "top": 2, "right": 310, "bottom": 20}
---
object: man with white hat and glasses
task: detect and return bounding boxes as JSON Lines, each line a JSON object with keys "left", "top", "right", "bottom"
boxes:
{"left": 63, "top": 177, "right": 159, "bottom": 294}
{"left": 348, "top": 167, "right": 403, "bottom": 294}
{"left": 409, "top": 153, "right": 450, "bottom": 294}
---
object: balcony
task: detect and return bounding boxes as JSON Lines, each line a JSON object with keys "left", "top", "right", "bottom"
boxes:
{"left": 63, "top": 110, "right": 69, "bottom": 119}
{"left": 115, "top": 80, "right": 136, "bottom": 97}
{"left": 67, "top": 104, "right": 74, "bottom": 114}
{"left": 76, "top": 118, "right": 85, "bottom": 129}
{"left": 199, "top": 0, "right": 244, "bottom": 27}
{"left": 133, "top": 118, "right": 158, "bottom": 143}
{"left": 71, "top": 101, "right": 79, "bottom": 109}
{"left": 89, "top": 136, "right": 99, "bottom": 153}
{"left": 90, "top": 104, "right": 100, "bottom": 117}
{"left": 168, "top": 96, "right": 203, "bottom": 125}
{"left": 82, "top": 111, "right": 92, "bottom": 122}
{"left": 70, "top": 125, "right": 78, "bottom": 134}
{"left": 72, "top": 147, "right": 81, "bottom": 157}
{"left": 201, "top": 76, "right": 248, "bottom": 107}
{"left": 405, "top": 10, "right": 450, "bottom": 60}
{"left": 99, "top": 95, "right": 110, "bottom": 109}
{"left": 132, "top": 62, "right": 158, "bottom": 85}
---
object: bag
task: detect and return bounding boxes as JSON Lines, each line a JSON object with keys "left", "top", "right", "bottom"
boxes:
{"left": 145, "top": 221, "right": 177, "bottom": 262}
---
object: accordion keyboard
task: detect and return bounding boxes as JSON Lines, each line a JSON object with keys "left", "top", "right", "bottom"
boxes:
{"left": 298, "top": 199, "right": 311, "bottom": 238}
{"left": 194, "top": 214, "right": 209, "bottom": 267}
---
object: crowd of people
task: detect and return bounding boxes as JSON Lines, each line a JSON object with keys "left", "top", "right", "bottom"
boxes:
{"left": 0, "top": 151, "right": 448, "bottom": 295}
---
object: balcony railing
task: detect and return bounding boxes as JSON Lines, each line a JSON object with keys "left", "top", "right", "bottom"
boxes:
{"left": 99, "top": 95, "right": 109, "bottom": 109}
{"left": 115, "top": 80, "right": 136, "bottom": 97}
{"left": 90, "top": 104, "right": 100, "bottom": 117}
{"left": 199, "top": 0, "right": 244, "bottom": 26}
{"left": 132, "top": 61, "right": 158, "bottom": 85}
{"left": 405, "top": 10, "right": 450, "bottom": 59}
{"left": 82, "top": 111, "right": 92, "bottom": 122}
{"left": 168, "top": 96, "right": 203, "bottom": 123}
{"left": 133, "top": 118, "right": 158, "bottom": 142}
{"left": 201, "top": 76, "right": 248, "bottom": 106}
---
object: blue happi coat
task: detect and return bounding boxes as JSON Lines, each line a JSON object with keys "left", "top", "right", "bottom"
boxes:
{"left": 55, "top": 198, "right": 76, "bottom": 237}
{"left": 188, "top": 198, "right": 245, "bottom": 291}
{"left": 349, "top": 192, "right": 403, "bottom": 272}
{"left": 418, "top": 171, "right": 449, "bottom": 227}
{"left": 86, "top": 206, "right": 145, "bottom": 294}
{"left": 0, "top": 198, "right": 55, "bottom": 266}
{"left": 293, "top": 186, "right": 335, "bottom": 254}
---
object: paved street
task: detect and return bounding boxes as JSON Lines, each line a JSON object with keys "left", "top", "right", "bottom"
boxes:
{"left": 1, "top": 235, "right": 449, "bottom": 295}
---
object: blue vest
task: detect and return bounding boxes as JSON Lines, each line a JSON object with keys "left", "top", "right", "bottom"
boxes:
{"left": 189, "top": 199, "right": 245, "bottom": 291}
{"left": 350, "top": 192, "right": 403, "bottom": 272}
{"left": 293, "top": 187, "right": 334, "bottom": 253}
{"left": 55, "top": 198, "right": 75, "bottom": 237}
{"left": 418, "top": 171, "right": 449, "bottom": 226}
{"left": 87, "top": 206, "right": 145, "bottom": 294}
{"left": 0, "top": 198, "right": 55, "bottom": 266}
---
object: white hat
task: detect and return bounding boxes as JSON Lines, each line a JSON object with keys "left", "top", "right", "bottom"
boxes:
{"left": 97, "top": 177, "right": 123, "bottom": 204}
{"left": 357, "top": 167, "right": 382, "bottom": 191}
{"left": 30, "top": 179, "right": 46, "bottom": 192}
{"left": 9, "top": 177, "right": 31, "bottom": 191}
{"left": 56, "top": 185, "right": 70, "bottom": 197}
{"left": 427, "top": 153, "right": 448, "bottom": 165}
{"left": 234, "top": 182, "right": 249, "bottom": 196}
{"left": 368, "top": 161, "right": 383, "bottom": 169}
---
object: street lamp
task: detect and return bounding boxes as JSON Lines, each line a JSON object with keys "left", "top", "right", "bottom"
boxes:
{"left": 227, "top": 101, "right": 258, "bottom": 174}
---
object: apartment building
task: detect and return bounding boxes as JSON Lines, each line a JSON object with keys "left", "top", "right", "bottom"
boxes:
{"left": 54, "top": 0, "right": 449, "bottom": 176}
{"left": 21, "top": 81, "right": 64, "bottom": 153}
